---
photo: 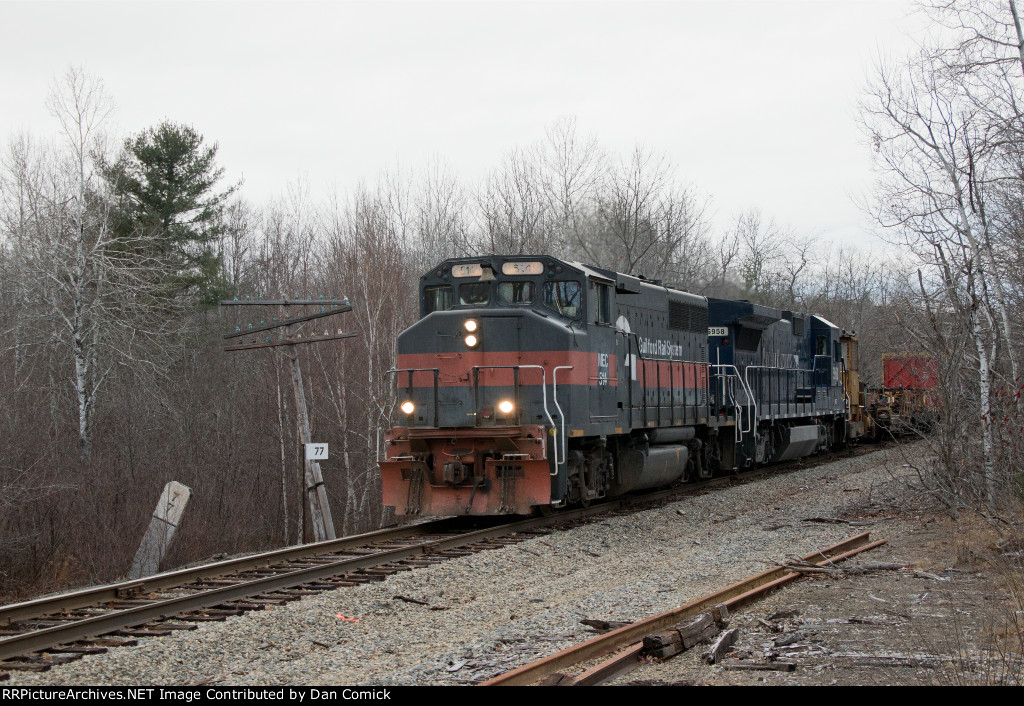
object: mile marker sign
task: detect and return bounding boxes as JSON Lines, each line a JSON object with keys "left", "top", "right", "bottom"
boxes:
{"left": 305, "top": 443, "right": 328, "bottom": 461}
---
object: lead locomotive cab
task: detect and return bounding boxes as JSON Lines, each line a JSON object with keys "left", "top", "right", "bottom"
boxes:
{"left": 380, "top": 255, "right": 714, "bottom": 517}
{"left": 380, "top": 257, "right": 591, "bottom": 515}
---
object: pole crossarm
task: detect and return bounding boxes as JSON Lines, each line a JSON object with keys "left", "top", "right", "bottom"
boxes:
{"left": 220, "top": 299, "right": 351, "bottom": 307}
{"left": 223, "top": 305, "right": 353, "bottom": 340}
{"left": 224, "top": 331, "right": 358, "bottom": 352}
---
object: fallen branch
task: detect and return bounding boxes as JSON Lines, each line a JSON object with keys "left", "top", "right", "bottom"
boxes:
{"left": 720, "top": 659, "right": 796, "bottom": 672}
{"left": 392, "top": 595, "right": 429, "bottom": 605}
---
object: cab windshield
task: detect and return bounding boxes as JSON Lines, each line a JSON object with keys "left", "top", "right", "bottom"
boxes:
{"left": 497, "top": 281, "right": 534, "bottom": 305}
{"left": 459, "top": 282, "right": 490, "bottom": 307}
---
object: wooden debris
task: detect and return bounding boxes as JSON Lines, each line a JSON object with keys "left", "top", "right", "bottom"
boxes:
{"left": 773, "top": 632, "right": 804, "bottom": 647}
{"left": 781, "top": 560, "right": 912, "bottom": 577}
{"left": 912, "top": 570, "right": 951, "bottom": 582}
{"left": 757, "top": 618, "right": 781, "bottom": 632}
{"left": 393, "top": 595, "right": 429, "bottom": 605}
{"left": 829, "top": 652, "right": 940, "bottom": 669}
{"left": 847, "top": 616, "right": 896, "bottom": 626}
{"left": 711, "top": 603, "right": 730, "bottom": 628}
{"left": 767, "top": 609, "right": 799, "bottom": 621}
{"left": 580, "top": 619, "right": 631, "bottom": 632}
{"left": 720, "top": 659, "right": 796, "bottom": 672}
{"left": 445, "top": 659, "right": 467, "bottom": 672}
{"left": 703, "top": 628, "right": 740, "bottom": 664}
{"left": 848, "top": 562, "right": 911, "bottom": 573}
{"left": 643, "top": 612, "right": 717, "bottom": 659}
{"left": 679, "top": 614, "right": 718, "bottom": 649}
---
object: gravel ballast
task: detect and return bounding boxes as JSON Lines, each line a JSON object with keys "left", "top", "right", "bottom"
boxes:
{"left": 5, "top": 445, "right": 916, "bottom": 686}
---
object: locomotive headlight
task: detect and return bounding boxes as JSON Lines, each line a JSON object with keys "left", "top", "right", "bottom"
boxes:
{"left": 400, "top": 401, "right": 415, "bottom": 415}
{"left": 497, "top": 399, "right": 515, "bottom": 415}
{"left": 464, "top": 319, "right": 478, "bottom": 333}
{"left": 465, "top": 334, "right": 479, "bottom": 348}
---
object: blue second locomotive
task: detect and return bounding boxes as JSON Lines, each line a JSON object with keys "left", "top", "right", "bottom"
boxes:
{"left": 379, "top": 255, "right": 858, "bottom": 516}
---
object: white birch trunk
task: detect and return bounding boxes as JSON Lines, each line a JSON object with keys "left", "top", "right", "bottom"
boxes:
{"left": 971, "top": 309, "right": 997, "bottom": 507}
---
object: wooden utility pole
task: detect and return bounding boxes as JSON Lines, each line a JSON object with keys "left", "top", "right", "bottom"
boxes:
{"left": 221, "top": 297, "right": 356, "bottom": 543}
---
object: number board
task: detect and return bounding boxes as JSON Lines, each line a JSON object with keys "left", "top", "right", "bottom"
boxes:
{"left": 501, "top": 261, "right": 544, "bottom": 275}
{"left": 451, "top": 264, "right": 483, "bottom": 278}
{"left": 708, "top": 326, "right": 728, "bottom": 337}
{"left": 305, "top": 443, "right": 329, "bottom": 461}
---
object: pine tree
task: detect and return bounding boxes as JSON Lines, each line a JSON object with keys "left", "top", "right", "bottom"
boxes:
{"left": 105, "top": 121, "right": 237, "bottom": 303}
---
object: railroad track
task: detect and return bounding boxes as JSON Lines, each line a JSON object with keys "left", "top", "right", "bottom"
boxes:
{"left": 482, "top": 531, "right": 887, "bottom": 686}
{"left": 0, "top": 444, "right": 887, "bottom": 678}
{"left": 0, "top": 514, "right": 574, "bottom": 674}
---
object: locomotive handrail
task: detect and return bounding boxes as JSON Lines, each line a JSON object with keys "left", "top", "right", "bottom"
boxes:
{"left": 840, "top": 360, "right": 851, "bottom": 412}
{"left": 742, "top": 364, "right": 816, "bottom": 430}
{"left": 710, "top": 364, "right": 755, "bottom": 442}
{"left": 470, "top": 364, "right": 558, "bottom": 470}
{"left": 552, "top": 365, "right": 573, "bottom": 474}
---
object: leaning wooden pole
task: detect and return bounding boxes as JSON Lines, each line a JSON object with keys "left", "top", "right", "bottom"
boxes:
{"left": 287, "top": 340, "right": 336, "bottom": 541}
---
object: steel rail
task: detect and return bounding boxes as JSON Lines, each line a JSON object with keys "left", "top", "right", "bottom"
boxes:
{"left": 569, "top": 535, "right": 888, "bottom": 685}
{"left": 3, "top": 443, "right": 878, "bottom": 629}
{"left": 0, "top": 511, "right": 590, "bottom": 663}
{"left": 0, "top": 518, "right": 472, "bottom": 626}
{"left": 481, "top": 532, "right": 885, "bottom": 686}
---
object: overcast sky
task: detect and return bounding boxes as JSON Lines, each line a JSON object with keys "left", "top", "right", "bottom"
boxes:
{"left": 1, "top": 0, "right": 924, "bottom": 249}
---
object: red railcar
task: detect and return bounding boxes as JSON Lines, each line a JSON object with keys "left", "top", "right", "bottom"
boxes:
{"left": 882, "top": 354, "right": 938, "bottom": 390}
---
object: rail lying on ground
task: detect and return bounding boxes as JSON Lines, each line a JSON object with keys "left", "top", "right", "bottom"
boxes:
{"left": 481, "top": 531, "right": 887, "bottom": 686}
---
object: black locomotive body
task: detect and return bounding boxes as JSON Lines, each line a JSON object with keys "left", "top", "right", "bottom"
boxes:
{"left": 380, "top": 255, "right": 855, "bottom": 516}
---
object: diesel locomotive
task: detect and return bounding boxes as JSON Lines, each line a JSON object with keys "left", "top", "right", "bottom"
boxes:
{"left": 379, "top": 255, "right": 861, "bottom": 516}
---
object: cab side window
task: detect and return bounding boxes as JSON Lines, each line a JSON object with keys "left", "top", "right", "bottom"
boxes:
{"left": 424, "top": 285, "right": 452, "bottom": 314}
{"left": 543, "top": 281, "right": 582, "bottom": 319}
{"left": 596, "top": 283, "right": 611, "bottom": 324}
